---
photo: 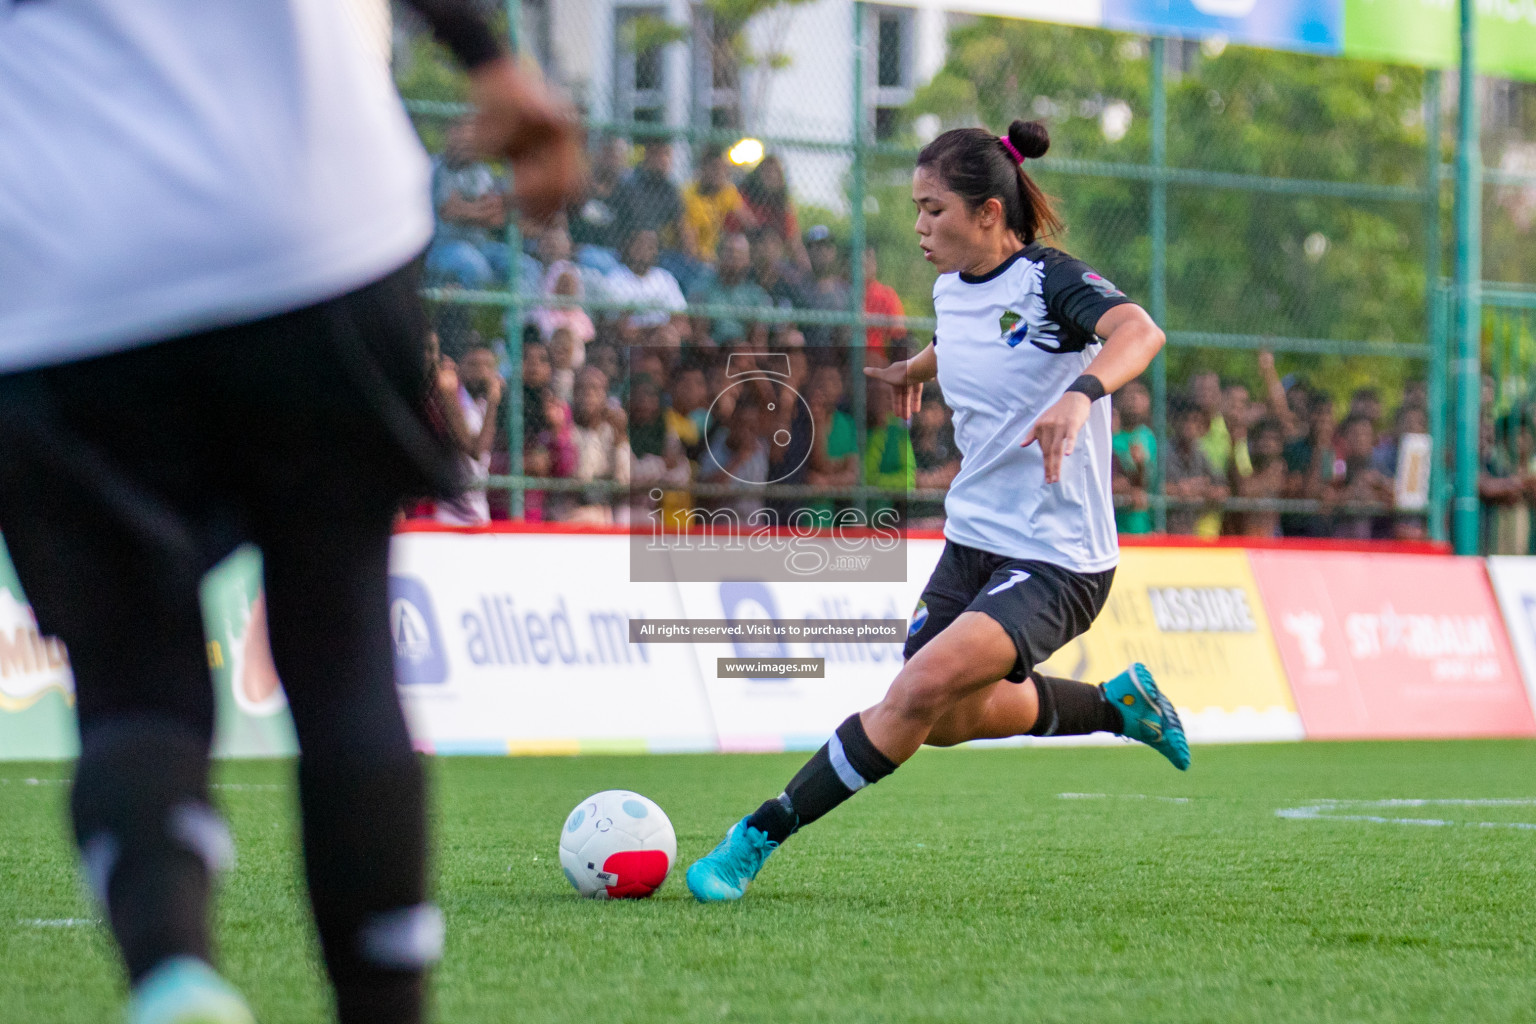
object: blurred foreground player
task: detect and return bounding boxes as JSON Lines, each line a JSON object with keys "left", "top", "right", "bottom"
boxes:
{"left": 0, "top": 3, "right": 581, "bottom": 1022}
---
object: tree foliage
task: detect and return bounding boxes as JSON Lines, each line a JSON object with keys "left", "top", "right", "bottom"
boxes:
{"left": 886, "top": 18, "right": 1439, "bottom": 401}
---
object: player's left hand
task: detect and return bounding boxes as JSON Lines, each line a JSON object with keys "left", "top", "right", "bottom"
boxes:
{"left": 1021, "top": 392, "right": 1091, "bottom": 484}
{"left": 468, "top": 57, "right": 585, "bottom": 222}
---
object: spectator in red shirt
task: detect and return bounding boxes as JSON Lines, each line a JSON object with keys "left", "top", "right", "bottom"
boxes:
{"left": 862, "top": 246, "right": 905, "bottom": 360}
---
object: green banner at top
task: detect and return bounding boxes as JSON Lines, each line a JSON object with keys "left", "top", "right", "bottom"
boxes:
{"left": 1345, "top": 0, "right": 1536, "bottom": 81}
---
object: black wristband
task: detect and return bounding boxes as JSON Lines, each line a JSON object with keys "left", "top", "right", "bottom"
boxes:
{"left": 1065, "top": 374, "right": 1107, "bottom": 403}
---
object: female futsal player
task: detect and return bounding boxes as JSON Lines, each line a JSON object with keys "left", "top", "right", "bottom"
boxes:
{"left": 687, "top": 119, "right": 1188, "bottom": 903}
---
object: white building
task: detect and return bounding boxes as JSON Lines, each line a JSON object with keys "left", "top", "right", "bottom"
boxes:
{"left": 524, "top": 0, "right": 1097, "bottom": 210}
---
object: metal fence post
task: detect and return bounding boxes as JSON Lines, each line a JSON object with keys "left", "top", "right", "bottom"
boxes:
{"left": 1149, "top": 36, "right": 1168, "bottom": 533}
{"left": 504, "top": 0, "right": 526, "bottom": 520}
{"left": 1428, "top": 285, "right": 1452, "bottom": 542}
{"left": 1424, "top": 69, "right": 1449, "bottom": 543}
{"left": 850, "top": 0, "right": 868, "bottom": 502}
{"left": 1452, "top": 0, "right": 1482, "bottom": 554}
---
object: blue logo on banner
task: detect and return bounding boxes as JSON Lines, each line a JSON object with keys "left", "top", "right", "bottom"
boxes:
{"left": 389, "top": 575, "right": 448, "bottom": 686}
{"left": 1101, "top": 0, "right": 1342, "bottom": 53}
{"left": 1522, "top": 595, "right": 1536, "bottom": 642}
{"left": 718, "top": 581, "right": 791, "bottom": 665}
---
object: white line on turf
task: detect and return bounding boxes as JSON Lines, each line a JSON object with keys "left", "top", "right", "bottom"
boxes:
{"left": 19, "top": 919, "right": 100, "bottom": 928}
{"left": 0, "top": 779, "right": 68, "bottom": 786}
{"left": 1277, "top": 798, "right": 1536, "bottom": 830}
{"left": 1057, "top": 793, "right": 1190, "bottom": 803}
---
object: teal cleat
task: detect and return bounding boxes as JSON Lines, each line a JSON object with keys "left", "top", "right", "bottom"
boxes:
{"left": 686, "top": 817, "right": 779, "bottom": 903}
{"left": 1102, "top": 663, "right": 1191, "bottom": 771}
{"left": 128, "top": 957, "right": 255, "bottom": 1024}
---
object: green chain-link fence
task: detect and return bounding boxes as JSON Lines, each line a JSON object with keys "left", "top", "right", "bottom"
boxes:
{"left": 393, "top": 0, "right": 1536, "bottom": 547}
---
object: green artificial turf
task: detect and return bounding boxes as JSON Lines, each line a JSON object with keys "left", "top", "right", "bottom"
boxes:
{"left": 4, "top": 740, "right": 1536, "bottom": 1023}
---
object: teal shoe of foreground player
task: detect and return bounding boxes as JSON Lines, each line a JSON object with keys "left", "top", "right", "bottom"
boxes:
{"left": 686, "top": 817, "right": 779, "bottom": 903}
{"left": 128, "top": 957, "right": 256, "bottom": 1024}
{"left": 1103, "top": 663, "right": 1191, "bottom": 771}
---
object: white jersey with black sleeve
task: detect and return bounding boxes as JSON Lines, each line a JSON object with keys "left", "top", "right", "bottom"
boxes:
{"left": 932, "top": 244, "right": 1134, "bottom": 573}
{"left": 0, "top": 0, "right": 435, "bottom": 373}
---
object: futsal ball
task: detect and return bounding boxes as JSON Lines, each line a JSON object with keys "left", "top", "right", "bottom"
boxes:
{"left": 558, "top": 790, "right": 676, "bottom": 899}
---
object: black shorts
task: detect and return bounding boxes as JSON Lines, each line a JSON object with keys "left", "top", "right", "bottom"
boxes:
{"left": 0, "top": 257, "right": 459, "bottom": 735}
{"left": 902, "top": 540, "right": 1115, "bottom": 682}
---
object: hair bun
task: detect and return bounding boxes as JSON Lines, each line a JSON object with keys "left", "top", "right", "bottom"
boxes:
{"left": 1007, "top": 119, "right": 1050, "bottom": 160}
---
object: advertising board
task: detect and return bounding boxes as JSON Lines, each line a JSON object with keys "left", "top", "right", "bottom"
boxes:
{"left": 1037, "top": 547, "right": 1302, "bottom": 742}
{"left": 0, "top": 535, "right": 77, "bottom": 760}
{"left": 1485, "top": 556, "right": 1536, "bottom": 715}
{"left": 1250, "top": 551, "right": 1535, "bottom": 739}
{"left": 1343, "top": 0, "right": 1536, "bottom": 81}
{"left": 13, "top": 527, "right": 1533, "bottom": 759}
{"left": 389, "top": 532, "right": 716, "bottom": 754}
{"left": 1101, "top": 0, "right": 1343, "bottom": 54}
{"left": 673, "top": 540, "right": 942, "bottom": 750}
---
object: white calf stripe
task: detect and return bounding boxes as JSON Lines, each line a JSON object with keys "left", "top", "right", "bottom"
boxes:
{"left": 827, "top": 733, "right": 868, "bottom": 792}
{"left": 360, "top": 904, "right": 446, "bottom": 969}
{"left": 170, "top": 804, "right": 235, "bottom": 874}
{"left": 80, "top": 834, "right": 120, "bottom": 906}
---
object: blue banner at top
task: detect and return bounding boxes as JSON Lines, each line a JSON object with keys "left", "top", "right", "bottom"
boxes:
{"left": 1101, "top": 0, "right": 1344, "bottom": 55}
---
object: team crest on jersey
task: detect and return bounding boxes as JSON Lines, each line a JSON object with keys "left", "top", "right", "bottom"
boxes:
{"left": 1000, "top": 310, "right": 1032, "bottom": 348}
{"left": 1082, "top": 272, "right": 1125, "bottom": 299}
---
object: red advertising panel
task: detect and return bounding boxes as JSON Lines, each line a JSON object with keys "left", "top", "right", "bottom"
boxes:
{"left": 1249, "top": 551, "right": 1536, "bottom": 739}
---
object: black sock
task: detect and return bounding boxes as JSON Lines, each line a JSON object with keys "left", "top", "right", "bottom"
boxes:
{"left": 297, "top": 747, "right": 433, "bottom": 1024}
{"left": 71, "top": 718, "right": 223, "bottom": 984}
{"left": 1028, "top": 674, "right": 1124, "bottom": 737}
{"left": 746, "top": 713, "right": 898, "bottom": 844}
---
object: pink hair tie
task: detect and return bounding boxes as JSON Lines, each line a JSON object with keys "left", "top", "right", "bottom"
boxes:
{"left": 999, "top": 134, "right": 1026, "bottom": 165}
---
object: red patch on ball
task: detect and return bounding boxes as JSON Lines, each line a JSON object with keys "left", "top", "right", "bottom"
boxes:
{"left": 602, "top": 849, "right": 670, "bottom": 899}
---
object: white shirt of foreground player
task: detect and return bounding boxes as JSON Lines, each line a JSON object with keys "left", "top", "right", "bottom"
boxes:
{"left": 934, "top": 247, "right": 1123, "bottom": 574}
{"left": 0, "top": 0, "right": 433, "bottom": 373}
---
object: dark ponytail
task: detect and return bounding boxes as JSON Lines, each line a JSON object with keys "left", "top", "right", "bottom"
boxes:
{"left": 917, "top": 118, "right": 1063, "bottom": 244}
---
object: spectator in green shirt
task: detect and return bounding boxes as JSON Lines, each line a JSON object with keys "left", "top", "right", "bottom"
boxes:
{"left": 1112, "top": 379, "right": 1156, "bottom": 534}
{"left": 864, "top": 373, "right": 915, "bottom": 521}
{"left": 803, "top": 364, "right": 859, "bottom": 527}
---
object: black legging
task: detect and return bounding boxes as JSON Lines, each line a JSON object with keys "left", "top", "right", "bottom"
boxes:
{"left": 0, "top": 258, "right": 449, "bottom": 1024}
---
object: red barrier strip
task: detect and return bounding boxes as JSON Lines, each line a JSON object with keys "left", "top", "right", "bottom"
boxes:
{"left": 1117, "top": 534, "right": 1451, "bottom": 555}
{"left": 395, "top": 519, "right": 1451, "bottom": 555}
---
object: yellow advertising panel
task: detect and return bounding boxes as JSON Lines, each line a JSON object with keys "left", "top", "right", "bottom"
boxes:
{"left": 1038, "top": 548, "right": 1300, "bottom": 742}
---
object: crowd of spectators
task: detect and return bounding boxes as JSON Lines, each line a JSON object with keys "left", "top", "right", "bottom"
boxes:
{"left": 426, "top": 128, "right": 904, "bottom": 344}
{"left": 417, "top": 126, "right": 1473, "bottom": 543}
{"left": 419, "top": 333, "right": 939, "bottom": 529}
{"left": 1112, "top": 351, "right": 1432, "bottom": 541}
{"left": 420, "top": 127, "right": 930, "bottom": 528}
